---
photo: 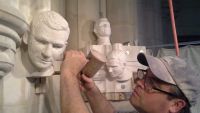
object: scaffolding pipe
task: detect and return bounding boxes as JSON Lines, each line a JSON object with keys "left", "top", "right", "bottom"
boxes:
{"left": 168, "top": 0, "right": 180, "bottom": 56}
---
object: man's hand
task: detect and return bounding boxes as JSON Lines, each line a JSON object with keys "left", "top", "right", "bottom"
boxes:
{"left": 61, "top": 50, "right": 88, "bottom": 76}
{"left": 79, "top": 75, "right": 116, "bottom": 113}
{"left": 80, "top": 74, "right": 96, "bottom": 92}
{"left": 60, "top": 51, "right": 90, "bottom": 113}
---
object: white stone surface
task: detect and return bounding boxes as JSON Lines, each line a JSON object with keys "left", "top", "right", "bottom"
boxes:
{"left": 1, "top": 73, "right": 30, "bottom": 113}
{"left": 0, "top": 25, "right": 20, "bottom": 48}
{"left": 0, "top": 2, "right": 28, "bottom": 77}
{"left": 0, "top": 3, "right": 28, "bottom": 38}
{"left": 1, "top": 73, "right": 61, "bottom": 113}
{"left": 14, "top": 0, "right": 51, "bottom": 24}
{"left": 0, "top": 35, "right": 15, "bottom": 76}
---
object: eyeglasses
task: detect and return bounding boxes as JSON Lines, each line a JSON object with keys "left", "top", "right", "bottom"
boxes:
{"left": 135, "top": 69, "right": 179, "bottom": 98}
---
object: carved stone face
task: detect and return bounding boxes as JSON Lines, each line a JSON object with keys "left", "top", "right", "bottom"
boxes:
{"left": 106, "top": 51, "right": 126, "bottom": 79}
{"left": 106, "top": 59, "right": 125, "bottom": 78}
{"left": 27, "top": 24, "right": 69, "bottom": 71}
{"left": 94, "top": 18, "right": 111, "bottom": 37}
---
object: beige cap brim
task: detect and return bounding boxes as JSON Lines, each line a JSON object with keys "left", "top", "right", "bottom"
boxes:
{"left": 137, "top": 53, "right": 176, "bottom": 85}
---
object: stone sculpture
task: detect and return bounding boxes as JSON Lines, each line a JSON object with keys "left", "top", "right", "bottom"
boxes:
{"left": 0, "top": 3, "right": 28, "bottom": 77}
{"left": 106, "top": 43, "right": 131, "bottom": 82}
{"left": 94, "top": 18, "right": 111, "bottom": 45}
{"left": 88, "top": 44, "right": 146, "bottom": 95}
{"left": 14, "top": 11, "right": 70, "bottom": 77}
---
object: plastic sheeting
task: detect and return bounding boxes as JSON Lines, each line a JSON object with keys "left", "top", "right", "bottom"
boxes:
{"left": 157, "top": 45, "right": 200, "bottom": 113}
{"left": 157, "top": 45, "right": 200, "bottom": 70}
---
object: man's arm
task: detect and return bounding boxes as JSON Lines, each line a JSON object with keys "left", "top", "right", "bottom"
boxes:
{"left": 60, "top": 50, "right": 89, "bottom": 113}
{"left": 81, "top": 74, "right": 115, "bottom": 113}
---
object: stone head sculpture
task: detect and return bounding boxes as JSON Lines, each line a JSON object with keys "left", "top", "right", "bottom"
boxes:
{"left": 106, "top": 43, "right": 127, "bottom": 80}
{"left": 94, "top": 18, "right": 111, "bottom": 45}
{"left": 22, "top": 11, "right": 70, "bottom": 74}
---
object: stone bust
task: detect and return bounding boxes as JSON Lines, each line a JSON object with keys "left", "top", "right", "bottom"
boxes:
{"left": 94, "top": 18, "right": 111, "bottom": 45}
{"left": 14, "top": 11, "right": 70, "bottom": 77}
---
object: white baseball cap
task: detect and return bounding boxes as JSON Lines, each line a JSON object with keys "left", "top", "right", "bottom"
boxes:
{"left": 137, "top": 53, "right": 200, "bottom": 106}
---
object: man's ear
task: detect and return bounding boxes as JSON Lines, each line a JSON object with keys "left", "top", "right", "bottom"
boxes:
{"left": 22, "top": 31, "right": 29, "bottom": 45}
{"left": 169, "top": 99, "right": 186, "bottom": 113}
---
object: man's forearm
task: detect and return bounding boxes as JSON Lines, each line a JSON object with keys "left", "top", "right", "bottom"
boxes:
{"left": 61, "top": 71, "right": 89, "bottom": 113}
{"left": 86, "top": 86, "right": 115, "bottom": 113}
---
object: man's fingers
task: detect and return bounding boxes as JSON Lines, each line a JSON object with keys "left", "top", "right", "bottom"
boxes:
{"left": 81, "top": 74, "right": 89, "bottom": 80}
{"left": 81, "top": 74, "right": 93, "bottom": 83}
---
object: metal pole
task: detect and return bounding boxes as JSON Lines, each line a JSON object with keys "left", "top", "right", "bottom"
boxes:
{"left": 168, "top": 0, "right": 180, "bottom": 56}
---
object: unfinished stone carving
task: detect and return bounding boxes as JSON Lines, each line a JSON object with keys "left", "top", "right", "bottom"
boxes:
{"left": 14, "top": 11, "right": 70, "bottom": 77}
{"left": 0, "top": 3, "right": 28, "bottom": 76}
{"left": 87, "top": 44, "right": 146, "bottom": 94}
{"left": 106, "top": 43, "right": 131, "bottom": 82}
{"left": 94, "top": 18, "right": 111, "bottom": 45}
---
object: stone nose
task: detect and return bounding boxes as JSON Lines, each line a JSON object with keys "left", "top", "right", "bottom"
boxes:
{"left": 42, "top": 44, "right": 52, "bottom": 59}
{"left": 134, "top": 78, "right": 145, "bottom": 90}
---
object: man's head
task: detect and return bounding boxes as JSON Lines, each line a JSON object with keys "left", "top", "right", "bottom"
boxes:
{"left": 94, "top": 18, "right": 111, "bottom": 37}
{"left": 129, "top": 53, "right": 200, "bottom": 113}
{"left": 106, "top": 50, "right": 126, "bottom": 79}
{"left": 23, "top": 11, "right": 70, "bottom": 71}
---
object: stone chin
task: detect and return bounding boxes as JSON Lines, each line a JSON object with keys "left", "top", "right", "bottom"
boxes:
{"left": 32, "top": 61, "right": 53, "bottom": 71}
{"left": 29, "top": 65, "right": 55, "bottom": 77}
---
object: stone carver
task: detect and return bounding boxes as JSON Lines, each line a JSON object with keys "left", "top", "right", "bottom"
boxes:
{"left": 94, "top": 18, "right": 111, "bottom": 45}
{"left": 14, "top": 10, "right": 70, "bottom": 77}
